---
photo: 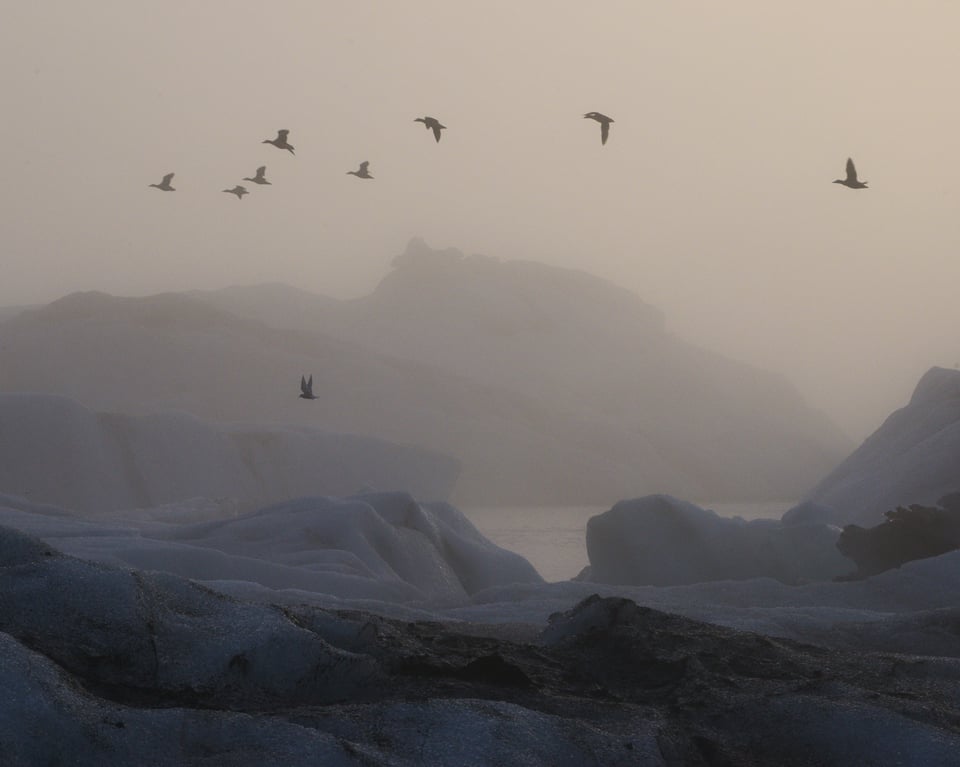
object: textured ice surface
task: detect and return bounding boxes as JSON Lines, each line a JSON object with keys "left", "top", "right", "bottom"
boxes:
{"left": 0, "top": 393, "right": 458, "bottom": 514}
{"left": 584, "top": 495, "right": 848, "bottom": 586}
{"left": 2, "top": 494, "right": 960, "bottom": 765}
{"left": 0, "top": 492, "right": 542, "bottom": 604}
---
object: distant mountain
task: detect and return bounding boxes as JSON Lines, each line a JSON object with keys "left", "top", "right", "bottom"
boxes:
{"left": 0, "top": 290, "right": 688, "bottom": 505}
{"left": 0, "top": 393, "right": 458, "bottom": 514}
{"left": 186, "top": 282, "right": 341, "bottom": 331}
{"left": 196, "top": 238, "right": 851, "bottom": 502}
{"left": 805, "top": 367, "right": 960, "bottom": 525}
{"left": 0, "top": 241, "right": 850, "bottom": 505}
{"left": 0, "top": 304, "right": 31, "bottom": 323}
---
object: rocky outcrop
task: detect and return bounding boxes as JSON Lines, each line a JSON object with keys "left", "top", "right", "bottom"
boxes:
{"left": 836, "top": 494, "right": 960, "bottom": 579}
{"left": 2, "top": 529, "right": 958, "bottom": 767}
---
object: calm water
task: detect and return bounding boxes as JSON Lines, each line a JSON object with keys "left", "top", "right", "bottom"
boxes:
{"left": 463, "top": 501, "right": 793, "bottom": 583}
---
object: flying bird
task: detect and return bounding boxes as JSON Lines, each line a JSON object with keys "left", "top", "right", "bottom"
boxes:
{"left": 148, "top": 173, "right": 175, "bottom": 191}
{"left": 414, "top": 116, "right": 446, "bottom": 143}
{"left": 583, "top": 112, "right": 614, "bottom": 145}
{"left": 833, "top": 158, "right": 868, "bottom": 189}
{"left": 347, "top": 161, "right": 373, "bottom": 179}
{"left": 243, "top": 166, "right": 271, "bottom": 185}
{"left": 299, "top": 375, "right": 317, "bottom": 400}
{"left": 262, "top": 129, "right": 295, "bottom": 154}
{"left": 222, "top": 185, "right": 249, "bottom": 200}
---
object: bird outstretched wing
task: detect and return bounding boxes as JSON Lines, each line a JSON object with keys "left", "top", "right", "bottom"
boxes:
{"left": 300, "top": 375, "right": 309, "bottom": 395}
{"left": 359, "top": 161, "right": 369, "bottom": 173}
{"left": 277, "top": 130, "right": 289, "bottom": 141}
{"left": 162, "top": 173, "right": 174, "bottom": 185}
{"left": 432, "top": 124, "right": 442, "bottom": 142}
{"left": 846, "top": 158, "right": 858, "bottom": 183}
{"left": 255, "top": 166, "right": 266, "bottom": 179}
{"left": 600, "top": 122, "right": 610, "bottom": 145}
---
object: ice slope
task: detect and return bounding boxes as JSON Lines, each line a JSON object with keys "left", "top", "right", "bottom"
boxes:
{"left": 0, "top": 492, "right": 542, "bottom": 603}
{"left": 0, "top": 393, "right": 458, "bottom": 514}
{"left": 806, "top": 366, "right": 960, "bottom": 525}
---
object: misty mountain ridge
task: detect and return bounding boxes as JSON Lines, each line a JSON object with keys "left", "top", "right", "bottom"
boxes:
{"left": 202, "top": 239, "right": 843, "bottom": 428}
{"left": 201, "top": 238, "right": 851, "bottom": 480}
{"left": 0, "top": 239, "right": 850, "bottom": 504}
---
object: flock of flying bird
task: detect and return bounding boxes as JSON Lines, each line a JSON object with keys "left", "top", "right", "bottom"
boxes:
{"left": 148, "top": 114, "right": 870, "bottom": 198}
{"left": 147, "top": 127, "right": 376, "bottom": 199}
{"left": 148, "top": 112, "right": 868, "bottom": 395}
{"left": 145, "top": 113, "right": 629, "bottom": 199}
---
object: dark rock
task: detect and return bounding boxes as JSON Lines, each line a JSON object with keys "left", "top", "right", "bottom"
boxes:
{"left": 4, "top": 540, "right": 960, "bottom": 765}
{"left": 836, "top": 499, "right": 960, "bottom": 579}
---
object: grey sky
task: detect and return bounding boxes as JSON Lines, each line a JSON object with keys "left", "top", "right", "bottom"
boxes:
{"left": 3, "top": 2, "right": 959, "bottom": 440}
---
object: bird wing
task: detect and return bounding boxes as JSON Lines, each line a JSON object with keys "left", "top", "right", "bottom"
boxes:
{"left": 846, "top": 158, "right": 858, "bottom": 183}
{"left": 162, "top": 173, "right": 174, "bottom": 185}
{"left": 300, "top": 375, "right": 308, "bottom": 394}
{"left": 601, "top": 122, "right": 610, "bottom": 145}
{"left": 277, "top": 130, "right": 289, "bottom": 140}
{"left": 255, "top": 166, "right": 266, "bottom": 179}
{"left": 306, "top": 375, "right": 314, "bottom": 395}
{"left": 359, "top": 161, "right": 369, "bottom": 172}
{"left": 432, "top": 124, "right": 442, "bottom": 142}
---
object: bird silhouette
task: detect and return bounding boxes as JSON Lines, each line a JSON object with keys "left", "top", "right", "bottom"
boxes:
{"left": 833, "top": 158, "right": 868, "bottom": 189}
{"left": 222, "top": 185, "right": 249, "bottom": 200}
{"left": 583, "top": 112, "right": 614, "bottom": 145}
{"left": 243, "top": 166, "right": 271, "bottom": 185}
{"left": 262, "top": 129, "right": 295, "bottom": 154}
{"left": 299, "top": 374, "right": 317, "bottom": 400}
{"left": 148, "top": 173, "right": 176, "bottom": 191}
{"left": 347, "top": 161, "right": 373, "bottom": 179}
{"left": 414, "top": 116, "right": 446, "bottom": 143}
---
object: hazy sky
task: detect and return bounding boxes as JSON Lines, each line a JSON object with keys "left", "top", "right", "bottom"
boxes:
{"left": 3, "top": 2, "right": 959, "bottom": 440}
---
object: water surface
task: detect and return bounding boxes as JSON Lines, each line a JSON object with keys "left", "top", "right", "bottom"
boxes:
{"left": 464, "top": 501, "right": 793, "bottom": 582}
